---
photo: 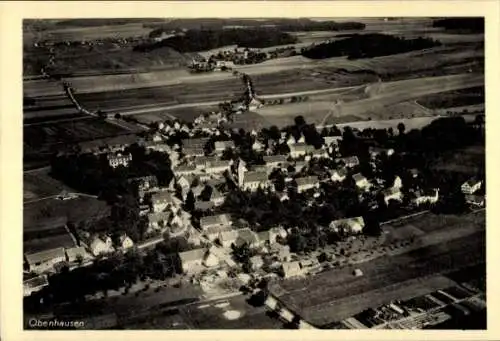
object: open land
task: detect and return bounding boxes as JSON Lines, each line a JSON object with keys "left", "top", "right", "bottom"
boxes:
{"left": 270, "top": 210, "right": 485, "bottom": 327}
{"left": 429, "top": 145, "right": 485, "bottom": 175}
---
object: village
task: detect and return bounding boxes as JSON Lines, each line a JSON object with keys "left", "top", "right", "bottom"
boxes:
{"left": 23, "top": 104, "right": 485, "bottom": 323}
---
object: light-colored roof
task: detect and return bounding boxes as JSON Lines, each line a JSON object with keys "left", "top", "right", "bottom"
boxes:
{"left": 289, "top": 142, "right": 315, "bottom": 153}
{"left": 24, "top": 275, "right": 49, "bottom": 288}
{"left": 179, "top": 248, "right": 207, "bottom": 263}
{"left": 353, "top": 173, "right": 367, "bottom": 182}
{"left": 205, "top": 224, "right": 234, "bottom": 236}
{"left": 339, "top": 156, "right": 360, "bottom": 165}
{"left": 200, "top": 214, "right": 232, "bottom": 228}
{"left": 332, "top": 168, "right": 348, "bottom": 177}
{"left": 382, "top": 187, "right": 401, "bottom": 197}
{"left": 296, "top": 176, "right": 319, "bottom": 187}
{"left": 65, "top": 246, "right": 88, "bottom": 260}
{"left": 263, "top": 155, "right": 287, "bottom": 164}
{"left": 464, "top": 178, "right": 482, "bottom": 186}
{"left": 215, "top": 140, "right": 235, "bottom": 150}
{"left": 323, "top": 136, "right": 342, "bottom": 145}
{"left": 148, "top": 211, "right": 171, "bottom": 223}
{"left": 195, "top": 201, "right": 215, "bottom": 211}
{"left": 236, "top": 228, "right": 259, "bottom": 245}
{"left": 282, "top": 261, "right": 302, "bottom": 276}
{"left": 151, "top": 190, "right": 174, "bottom": 203}
{"left": 244, "top": 171, "right": 268, "bottom": 183}
{"left": 25, "top": 247, "right": 66, "bottom": 265}
{"left": 220, "top": 230, "right": 239, "bottom": 242}
{"left": 330, "top": 217, "right": 365, "bottom": 230}
{"left": 183, "top": 146, "right": 205, "bottom": 156}
{"left": 173, "top": 165, "right": 197, "bottom": 173}
{"left": 182, "top": 138, "right": 209, "bottom": 148}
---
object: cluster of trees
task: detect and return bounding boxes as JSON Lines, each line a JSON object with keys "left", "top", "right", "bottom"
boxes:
{"left": 134, "top": 28, "right": 298, "bottom": 53}
{"left": 301, "top": 34, "right": 441, "bottom": 60}
{"left": 433, "top": 18, "right": 484, "bottom": 33}
{"left": 145, "top": 19, "right": 365, "bottom": 34}
{"left": 50, "top": 144, "right": 174, "bottom": 203}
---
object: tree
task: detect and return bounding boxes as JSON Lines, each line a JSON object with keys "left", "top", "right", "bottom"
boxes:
{"left": 397, "top": 123, "right": 406, "bottom": 135}
{"left": 184, "top": 190, "right": 195, "bottom": 211}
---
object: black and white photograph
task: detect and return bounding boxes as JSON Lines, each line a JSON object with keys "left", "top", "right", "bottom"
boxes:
{"left": 19, "top": 14, "right": 487, "bottom": 331}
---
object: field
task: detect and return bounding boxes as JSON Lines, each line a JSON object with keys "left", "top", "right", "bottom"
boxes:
{"left": 24, "top": 196, "right": 110, "bottom": 231}
{"left": 271, "top": 210, "right": 485, "bottom": 326}
{"left": 24, "top": 168, "right": 74, "bottom": 201}
{"left": 416, "top": 86, "right": 484, "bottom": 109}
{"left": 23, "top": 118, "right": 135, "bottom": 169}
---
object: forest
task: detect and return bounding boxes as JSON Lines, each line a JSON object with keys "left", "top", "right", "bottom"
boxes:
{"left": 301, "top": 34, "right": 441, "bottom": 60}
{"left": 433, "top": 18, "right": 484, "bottom": 33}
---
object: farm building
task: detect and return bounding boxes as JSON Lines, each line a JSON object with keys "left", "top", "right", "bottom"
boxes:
{"left": 179, "top": 248, "right": 207, "bottom": 274}
{"left": 331, "top": 168, "right": 348, "bottom": 182}
{"left": 89, "top": 236, "right": 114, "bottom": 256}
{"left": 289, "top": 143, "right": 315, "bottom": 159}
{"left": 263, "top": 155, "right": 288, "bottom": 169}
{"left": 381, "top": 187, "right": 403, "bottom": 205}
{"left": 281, "top": 261, "right": 303, "bottom": 279}
{"left": 329, "top": 217, "right": 365, "bottom": 234}
{"left": 65, "top": 246, "right": 91, "bottom": 263}
{"left": 461, "top": 178, "right": 483, "bottom": 194}
{"left": 241, "top": 171, "right": 271, "bottom": 192}
{"left": 353, "top": 173, "right": 371, "bottom": 191}
{"left": 214, "top": 140, "right": 235, "bottom": 154}
{"left": 337, "top": 156, "right": 360, "bottom": 168}
{"left": 296, "top": 176, "right": 320, "bottom": 193}
{"left": 412, "top": 188, "right": 440, "bottom": 206}
{"left": 23, "top": 275, "right": 49, "bottom": 297}
{"left": 25, "top": 247, "right": 66, "bottom": 274}
{"left": 200, "top": 214, "right": 233, "bottom": 231}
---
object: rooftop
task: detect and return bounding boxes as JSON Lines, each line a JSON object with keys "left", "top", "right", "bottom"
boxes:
{"left": 25, "top": 247, "right": 66, "bottom": 265}
{"left": 296, "top": 176, "right": 319, "bottom": 187}
{"left": 200, "top": 214, "right": 233, "bottom": 228}
{"left": 244, "top": 171, "right": 269, "bottom": 183}
{"left": 179, "top": 248, "right": 207, "bottom": 263}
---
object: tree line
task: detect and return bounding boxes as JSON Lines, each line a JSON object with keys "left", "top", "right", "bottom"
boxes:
{"left": 301, "top": 33, "right": 441, "bottom": 60}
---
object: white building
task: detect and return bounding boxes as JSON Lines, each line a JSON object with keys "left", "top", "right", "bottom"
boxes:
{"left": 119, "top": 234, "right": 134, "bottom": 249}
{"left": 461, "top": 178, "right": 483, "bottom": 194}
{"left": 413, "top": 188, "right": 440, "bottom": 206}
{"left": 296, "top": 176, "right": 319, "bottom": 193}
{"left": 289, "top": 143, "right": 315, "bottom": 159}
{"left": 241, "top": 171, "right": 271, "bottom": 192}
{"left": 353, "top": 173, "right": 370, "bottom": 191}
{"left": 200, "top": 214, "right": 233, "bottom": 231}
{"left": 382, "top": 187, "right": 403, "bottom": 205}
{"left": 329, "top": 217, "right": 365, "bottom": 234}
{"left": 179, "top": 248, "right": 207, "bottom": 274}
{"left": 214, "top": 140, "right": 235, "bottom": 154}
{"left": 89, "top": 236, "right": 115, "bottom": 256}
{"left": 107, "top": 153, "right": 132, "bottom": 168}
{"left": 263, "top": 155, "right": 288, "bottom": 169}
{"left": 331, "top": 168, "right": 348, "bottom": 182}
{"left": 65, "top": 246, "right": 91, "bottom": 263}
{"left": 337, "top": 156, "right": 360, "bottom": 168}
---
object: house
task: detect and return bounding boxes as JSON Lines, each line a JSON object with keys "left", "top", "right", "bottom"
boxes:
{"left": 25, "top": 248, "right": 67, "bottom": 273}
{"left": 331, "top": 168, "right": 348, "bottom": 182}
{"left": 465, "top": 194, "right": 485, "bottom": 207}
{"left": 263, "top": 155, "right": 288, "bottom": 169}
{"left": 65, "top": 246, "right": 91, "bottom": 263}
{"left": 369, "top": 147, "right": 395, "bottom": 158}
{"left": 323, "top": 135, "right": 342, "bottom": 147}
{"left": 23, "top": 275, "right": 49, "bottom": 296}
{"left": 89, "top": 236, "right": 114, "bottom": 256}
{"left": 235, "top": 228, "right": 260, "bottom": 248}
{"left": 151, "top": 190, "right": 178, "bottom": 212}
{"left": 107, "top": 153, "right": 132, "bottom": 168}
{"left": 119, "top": 234, "right": 134, "bottom": 249}
{"left": 311, "top": 148, "right": 328, "bottom": 159}
{"left": 203, "top": 247, "right": 220, "bottom": 268}
{"left": 182, "top": 138, "right": 209, "bottom": 149}
{"left": 145, "top": 142, "right": 171, "bottom": 154}
{"left": 461, "top": 178, "right": 483, "bottom": 194}
{"left": 270, "top": 226, "right": 288, "bottom": 243}
{"left": 281, "top": 261, "right": 303, "bottom": 278}
{"left": 200, "top": 214, "right": 233, "bottom": 231}
{"left": 289, "top": 143, "right": 315, "bottom": 158}
{"left": 210, "top": 188, "right": 226, "bottom": 206}
{"left": 271, "top": 244, "right": 292, "bottom": 262}
{"left": 241, "top": 171, "right": 271, "bottom": 192}
{"left": 205, "top": 224, "right": 234, "bottom": 242}
{"left": 183, "top": 146, "right": 205, "bottom": 158}
{"left": 173, "top": 165, "right": 198, "bottom": 177}
{"left": 294, "top": 161, "right": 307, "bottom": 173}
{"left": 252, "top": 140, "right": 265, "bottom": 152}
{"left": 205, "top": 160, "right": 231, "bottom": 175}
{"left": 179, "top": 248, "right": 207, "bottom": 274}
{"left": 413, "top": 188, "right": 440, "bottom": 206}
{"left": 300, "top": 258, "right": 321, "bottom": 274}
{"left": 329, "top": 217, "right": 365, "bottom": 234}
{"left": 353, "top": 173, "right": 371, "bottom": 191}
{"left": 257, "top": 230, "right": 271, "bottom": 246}
{"left": 147, "top": 211, "right": 171, "bottom": 230}
{"left": 381, "top": 187, "right": 403, "bottom": 205}
{"left": 392, "top": 176, "right": 403, "bottom": 190}
{"left": 337, "top": 156, "right": 360, "bottom": 168}
{"left": 219, "top": 230, "right": 240, "bottom": 248}
{"left": 295, "top": 176, "right": 320, "bottom": 193}
{"left": 195, "top": 201, "right": 215, "bottom": 212}
{"left": 277, "top": 192, "right": 290, "bottom": 202}
{"left": 250, "top": 255, "right": 264, "bottom": 271}
{"left": 214, "top": 140, "right": 235, "bottom": 154}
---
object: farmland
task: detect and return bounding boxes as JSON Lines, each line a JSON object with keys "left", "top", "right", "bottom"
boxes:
{"left": 271, "top": 210, "right": 485, "bottom": 327}
{"left": 23, "top": 118, "right": 135, "bottom": 169}
{"left": 24, "top": 168, "right": 74, "bottom": 201}
{"left": 272, "top": 230, "right": 485, "bottom": 327}
{"left": 416, "top": 86, "right": 484, "bottom": 110}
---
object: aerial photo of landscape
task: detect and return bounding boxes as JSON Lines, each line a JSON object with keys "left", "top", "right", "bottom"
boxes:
{"left": 23, "top": 17, "right": 485, "bottom": 330}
